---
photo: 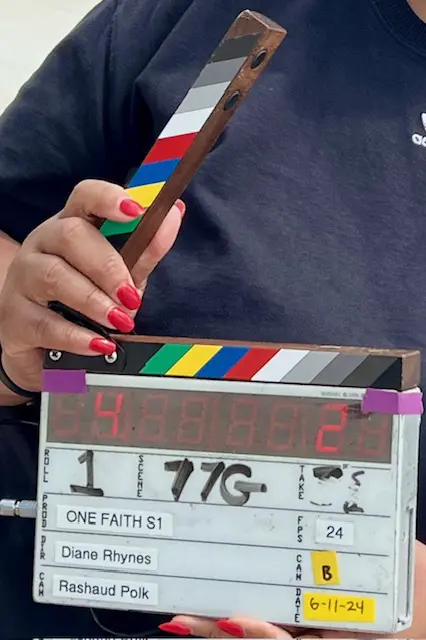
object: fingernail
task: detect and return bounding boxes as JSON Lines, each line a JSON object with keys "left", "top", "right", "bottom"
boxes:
{"left": 107, "top": 307, "right": 135, "bottom": 332}
{"left": 158, "top": 621, "right": 192, "bottom": 635}
{"left": 175, "top": 199, "right": 186, "bottom": 218}
{"left": 117, "top": 283, "right": 141, "bottom": 310}
{"left": 89, "top": 338, "right": 116, "bottom": 355}
{"left": 216, "top": 619, "right": 245, "bottom": 638}
{"left": 119, "top": 198, "right": 144, "bottom": 217}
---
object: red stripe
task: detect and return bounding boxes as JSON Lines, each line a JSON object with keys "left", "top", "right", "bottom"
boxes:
{"left": 223, "top": 348, "right": 279, "bottom": 380}
{"left": 145, "top": 132, "right": 197, "bottom": 163}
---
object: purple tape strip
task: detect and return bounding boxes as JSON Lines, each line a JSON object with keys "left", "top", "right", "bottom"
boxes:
{"left": 362, "top": 388, "right": 423, "bottom": 415}
{"left": 42, "top": 369, "right": 87, "bottom": 394}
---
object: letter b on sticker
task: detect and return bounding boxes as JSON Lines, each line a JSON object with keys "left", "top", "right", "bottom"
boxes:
{"left": 322, "top": 564, "right": 333, "bottom": 581}
{"left": 312, "top": 551, "right": 340, "bottom": 585}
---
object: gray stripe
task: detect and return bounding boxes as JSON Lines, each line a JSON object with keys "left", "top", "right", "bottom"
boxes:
{"left": 311, "top": 354, "right": 368, "bottom": 385}
{"left": 210, "top": 34, "right": 259, "bottom": 63}
{"left": 193, "top": 57, "right": 247, "bottom": 89}
{"left": 280, "top": 352, "right": 339, "bottom": 383}
{"left": 176, "top": 82, "right": 230, "bottom": 114}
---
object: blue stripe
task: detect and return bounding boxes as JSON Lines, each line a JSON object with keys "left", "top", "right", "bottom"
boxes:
{"left": 128, "top": 158, "right": 180, "bottom": 188}
{"left": 196, "top": 346, "right": 249, "bottom": 378}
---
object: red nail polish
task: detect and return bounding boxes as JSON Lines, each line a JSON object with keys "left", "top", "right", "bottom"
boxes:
{"left": 119, "top": 198, "right": 144, "bottom": 217}
{"left": 158, "top": 621, "right": 192, "bottom": 636}
{"left": 107, "top": 307, "right": 135, "bottom": 333}
{"left": 216, "top": 619, "right": 245, "bottom": 638}
{"left": 175, "top": 199, "right": 186, "bottom": 218}
{"left": 117, "top": 283, "right": 141, "bottom": 310}
{"left": 89, "top": 338, "right": 116, "bottom": 355}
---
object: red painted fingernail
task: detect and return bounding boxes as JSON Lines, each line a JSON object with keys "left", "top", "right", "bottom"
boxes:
{"left": 175, "top": 199, "right": 186, "bottom": 218}
{"left": 216, "top": 619, "right": 245, "bottom": 638}
{"left": 117, "top": 283, "right": 141, "bottom": 310}
{"left": 107, "top": 307, "right": 135, "bottom": 333}
{"left": 158, "top": 621, "right": 192, "bottom": 635}
{"left": 119, "top": 198, "right": 144, "bottom": 217}
{"left": 89, "top": 338, "right": 116, "bottom": 355}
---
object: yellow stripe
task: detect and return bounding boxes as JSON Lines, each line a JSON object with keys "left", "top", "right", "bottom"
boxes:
{"left": 126, "top": 182, "right": 165, "bottom": 208}
{"left": 165, "top": 345, "right": 221, "bottom": 377}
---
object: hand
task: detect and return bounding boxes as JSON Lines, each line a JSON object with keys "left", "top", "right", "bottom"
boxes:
{"left": 159, "top": 541, "right": 426, "bottom": 639}
{"left": 0, "top": 179, "right": 184, "bottom": 394}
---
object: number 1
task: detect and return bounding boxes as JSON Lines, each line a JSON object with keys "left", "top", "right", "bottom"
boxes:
{"left": 70, "top": 450, "right": 104, "bottom": 497}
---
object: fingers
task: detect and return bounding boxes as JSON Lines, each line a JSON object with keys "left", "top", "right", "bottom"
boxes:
{"left": 21, "top": 253, "right": 137, "bottom": 332}
{"left": 131, "top": 200, "right": 185, "bottom": 287}
{"left": 31, "top": 179, "right": 145, "bottom": 309}
{"left": 159, "top": 616, "right": 294, "bottom": 639}
{"left": 2, "top": 298, "right": 116, "bottom": 358}
{"left": 28, "top": 180, "right": 185, "bottom": 307}
{"left": 1, "top": 298, "right": 118, "bottom": 391}
{"left": 31, "top": 218, "right": 140, "bottom": 313}
{"left": 0, "top": 178, "right": 187, "bottom": 395}
{"left": 58, "top": 179, "right": 145, "bottom": 225}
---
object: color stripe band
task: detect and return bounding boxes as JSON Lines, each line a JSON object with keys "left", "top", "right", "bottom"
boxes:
{"left": 133, "top": 343, "right": 408, "bottom": 390}
{"left": 100, "top": 29, "right": 255, "bottom": 241}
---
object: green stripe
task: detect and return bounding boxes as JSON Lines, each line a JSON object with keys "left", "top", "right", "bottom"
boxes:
{"left": 100, "top": 217, "right": 142, "bottom": 238}
{"left": 139, "top": 344, "right": 192, "bottom": 374}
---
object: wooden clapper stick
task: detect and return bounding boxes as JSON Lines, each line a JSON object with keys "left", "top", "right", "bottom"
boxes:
{"left": 99, "top": 10, "right": 286, "bottom": 268}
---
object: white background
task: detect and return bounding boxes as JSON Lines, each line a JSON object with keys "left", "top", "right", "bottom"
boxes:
{"left": 0, "top": 0, "right": 97, "bottom": 113}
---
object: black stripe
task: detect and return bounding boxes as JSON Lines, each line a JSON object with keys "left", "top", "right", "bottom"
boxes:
{"left": 106, "top": 231, "right": 132, "bottom": 252}
{"left": 371, "top": 358, "right": 404, "bottom": 391}
{"left": 210, "top": 33, "right": 259, "bottom": 64}
{"left": 44, "top": 347, "right": 125, "bottom": 374}
{"left": 125, "top": 342, "right": 164, "bottom": 375}
{"left": 341, "top": 356, "right": 401, "bottom": 390}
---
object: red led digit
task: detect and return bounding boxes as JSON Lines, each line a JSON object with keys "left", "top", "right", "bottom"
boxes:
{"left": 267, "top": 400, "right": 297, "bottom": 452}
{"left": 139, "top": 393, "right": 168, "bottom": 443}
{"left": 176, "top": 395, "right": 208, "bottom": 445}
{"left": 357, "top": 414, "right": 391, "bottom": 458}
{"left": 315, "top": 403, "right": 348, "bottom": 454}
{"left": 226, "top": 397, "right": 257, "bottom": 450}
{"left": 50, "top": 394, "right": 83, "bottom": 437}
{"left": 92, "top": 391, "right": 123, "bottom": 439}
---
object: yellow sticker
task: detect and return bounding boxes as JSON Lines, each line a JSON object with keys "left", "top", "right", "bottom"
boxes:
{"left": 304, "top": 592, "right": 376, "bottom": 623}
{"left": 311, "top": 550, "right": 340, "bottom": 585}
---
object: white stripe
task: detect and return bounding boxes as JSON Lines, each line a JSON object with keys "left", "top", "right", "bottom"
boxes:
{"left": 251, "top": 349, "right": 311, "bottom": 382}
{"left": 159, "top": 106, "right": 213, "bottom": 139}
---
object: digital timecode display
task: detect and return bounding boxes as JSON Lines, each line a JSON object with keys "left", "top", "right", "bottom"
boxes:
{"left": 46, "top": 386, "right": 392, "bottom": 462}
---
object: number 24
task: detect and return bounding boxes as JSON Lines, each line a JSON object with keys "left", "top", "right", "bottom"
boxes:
{"left": 326, "top": 525, "right": 343, "bottom": 539}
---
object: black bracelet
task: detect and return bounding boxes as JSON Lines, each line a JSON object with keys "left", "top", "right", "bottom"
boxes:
{"left": 0, "top": 344, "right": 39, "bottom": 400}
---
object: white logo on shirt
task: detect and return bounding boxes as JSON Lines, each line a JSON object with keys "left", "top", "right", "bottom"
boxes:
{"left": 412, "top": 113, "right": 426, "bottom": 147}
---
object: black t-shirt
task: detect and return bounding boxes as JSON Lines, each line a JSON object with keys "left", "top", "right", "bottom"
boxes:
{"left": 1, "top": 0, "right": 426, "bottom": 636}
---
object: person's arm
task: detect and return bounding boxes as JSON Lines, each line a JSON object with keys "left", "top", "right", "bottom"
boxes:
{"left": 0, "top": 232, "right": 19, "bottom": 291}
{"left": 0, "top": 232, "right": 24, "bottom": 404}
{"left": 0, "top": 0, "right": 165, "bottom": 403}
{"left": 0, "top": 0, "right": 124, "bottom": 404}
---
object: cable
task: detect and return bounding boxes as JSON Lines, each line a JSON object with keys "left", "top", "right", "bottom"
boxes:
{"left": 0, "top": 417, "right": 39, "bottom": 516}
{"left": 0, "top": 497, "right": 37, "bottom": 518}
